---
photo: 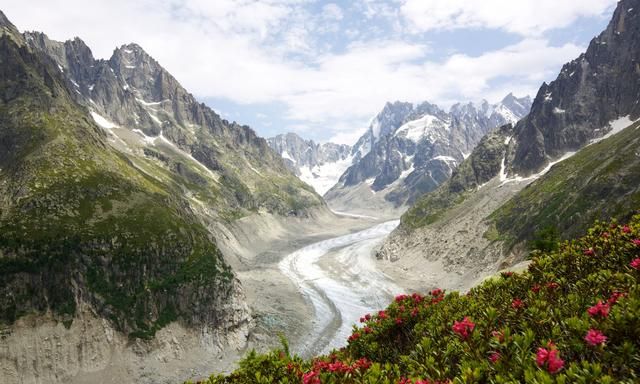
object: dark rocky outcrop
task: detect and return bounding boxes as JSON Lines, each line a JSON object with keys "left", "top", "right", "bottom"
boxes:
{"left": 510, "top": 0, "right": 640, "bottom": 175}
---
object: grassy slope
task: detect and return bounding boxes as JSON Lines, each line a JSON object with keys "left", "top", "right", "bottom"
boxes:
{"left": 0, "top": 35, "right": 234, "bottom": 338}
{"left": 491, "top": 121, "right": 640, "bottom": 248}
{"left": 200, "top": 215, "right": 640, "bottom": 383}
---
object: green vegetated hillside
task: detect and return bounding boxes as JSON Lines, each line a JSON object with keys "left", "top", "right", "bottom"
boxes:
{"left": 491, "top": 121, "right": 640, "bottom": 249}
{"left": 0, "top": 34, "right": 236, "bottom": 338}
{"left": 197, "top": 215, "right": 640, "bottom": 383}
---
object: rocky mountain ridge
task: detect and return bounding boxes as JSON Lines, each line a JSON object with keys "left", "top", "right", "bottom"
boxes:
{"left": 22, "top": 30, "right": 322, "bottom": 219}
{"left": 0, "top": 10, "right": 325, "bottom": 384}
{"left": 325, "top": 94, "right": 531, "bottom": 213}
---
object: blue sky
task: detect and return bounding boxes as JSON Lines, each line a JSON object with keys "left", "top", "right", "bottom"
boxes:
{"left": 4, "top": 0, "right": 617, "bottom": 144}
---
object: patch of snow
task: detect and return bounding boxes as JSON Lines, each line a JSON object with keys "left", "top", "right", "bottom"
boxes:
{"left": 125, "top": 65, "right": 136, "bottom": 69}
{"left": 462, "top": 152, "right": 470, "bottom": 159}
{"left": 504, "top": 136, "right": 512, "bottom": 145}
{"left": 148, "top": 113, "right": 163, "bottom": 125}
{"left": 281, "top": 150, "right": 296, "bottom": 163}
{"left": 399, "top": 163, "right": 415, "bottom": 180}
{"left": 544, "top": 92, "right": 553, "bottom": 102}
{"left": 70, "top": 79, "right": 80, "bottom": 88}
{"left": 395, "top": 114, "right": 448, "bottom": 142}
{"left": 553, "top": 107, "right": 566, "bottom": 114}
{"left": 569, "top": 71, "right": 575, "bottom": 77}
{"left": 136, "top": 98, "right": 171, "bottom": 106}
{"left": 499, "top": 156, "right": 508, "bottom": 182}
{"left": 90, "top": 111, "right": 117, "bottom": 129}
{"left": 501, "top": 151, "right": 576, "bottom": 185}
{"left": 370, "top": 118, "right": 382, "bottom": 139}
{"left": 88, "top": 84, "right": 95, "bottom": 91}
{"left": 589, "top": 115, "right": 638, "bottom": 145}
{"left": 432, "top": 155, "right": 457, "bottom": 163}
{"left": 123, "top": 49, "right": 133, "bottom": 54}
{"left": 57, "top": 64, "right": 64, "bottom": 73}
{"left": 298, "top": 155, "right": 354, "bottom": 195}
{"left": 629, "top": 7, "right": 634, "bottom": 12}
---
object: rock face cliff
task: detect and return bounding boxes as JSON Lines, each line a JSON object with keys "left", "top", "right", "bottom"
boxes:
{"left": 0, "top": 10, "right": 323, "bottom": 384}
{"left": 22, "top": 31, "right": 322, "bottom": 218}
{"left": 325, "top": 95, "right": 531, "bottom": 213}
{"left": 267, "top": 132, "right": 352, "bottom": 195}
{"left": 508, "top": 1, "right": 640, "bottom": 175}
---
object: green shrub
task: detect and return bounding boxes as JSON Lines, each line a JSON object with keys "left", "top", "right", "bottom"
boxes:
{"left": 196, "top": 215, "right": 640, "bottom": 383}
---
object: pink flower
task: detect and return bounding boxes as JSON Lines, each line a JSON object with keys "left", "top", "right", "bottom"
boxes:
{"left": 395, "top": 318, "right": 403, "bottom": 325}
{"left": 536, "top": 346, "right": 564, "bottom": 373}
{"left": 489, "top": 351, "right": 501, "bottom": 364}
{"left": 378, "top": 310, "right": 388, "bottom": 319}
{"left": 601, "top": 232, "right": 610, "bottom": 239}
{"left": 535, "top": 348, "right": 549, "bottom": 367}
{"left": 632, "top": 239, "right": 640, "bottom": 247}
{"left": 359, "top": 317, "right": 366, "bottom": 323}
{"left": 531, "top": 284, "right": 541, "bottom": 293}
{"left": 348, "top": 332, "right": 361, "bottom": 342}
{"left": 492, "top": 330, "right": 505, "bottom": 342}
{"left": 452, "top": 317, "right": 475, "bottom": 340}
{"left": 547, "top": 350, "right": 565, "bottom": 373}
{"left": 411, "top": 308, "right": 419, "bottom": 317}
{"left": 587, "top": 300, "right": 610, "bottom": 318}
{"left": 302, "top": 371, "right": 320, "bottom": 384}
{"left": 583, "top": 248, "right": 595, "bottom": 256}
{"left": 501, "top": 271, "right": 514, "bottom": 278}
{"left": 608, "top": 291, "right": 626, "bottom": 304}
{"left": 630, "top": 258, "right": 640, "bottom": 270}
{"left": 395, "top": 294, "right": 408, "bottom": 302}
{"left": 511, "top": 298, "right": 525, "bottom": 310}
{"left": 546, "top": 282, "right": 560, "bottom": 290}
{"left": 363, "top": 326, "right": 373, "bottom": 334}
{"left": 585, "top": 329, "right": 607, "bottom": 346}
{"left": 430, "top": 288, "right": 443, "bottom": 296}
{"left": 622, "top": 225, "right": 631, "bottom": 233}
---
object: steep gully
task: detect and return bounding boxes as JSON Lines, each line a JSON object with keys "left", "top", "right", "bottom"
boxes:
{"left": 279, "top": 214, "right": 402, "bottom": 357}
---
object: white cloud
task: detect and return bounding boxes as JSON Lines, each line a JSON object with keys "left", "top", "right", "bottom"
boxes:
{"left": 400, "top": 0, "right": 616, "bottom": 36}
{"left": 1, "top": 0, "right": 614, "bottom": 143}
{"left": 322, "top": 3, "right": 344, "bottom": 20}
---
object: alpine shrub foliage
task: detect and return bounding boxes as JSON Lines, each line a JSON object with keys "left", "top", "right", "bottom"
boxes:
{"left": 194, "top": 216, "right": 640, "bottom": 383}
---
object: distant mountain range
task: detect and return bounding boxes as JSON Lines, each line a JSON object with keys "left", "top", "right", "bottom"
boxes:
{"left": 324, "top": 94, "right": 531, "bottom": 214}
{"left": 267, "top": 133, "right": 352, "bottom": 195}
{"left": 269, "top": 95, "right": 531, "bottom": 206}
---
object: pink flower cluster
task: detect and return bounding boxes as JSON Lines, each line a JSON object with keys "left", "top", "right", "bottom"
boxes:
{"left": 536, "top": 343, "right": 565, "bottom": 374}
{"left": 397, "top": 378, "right": 450, "bottom": 384}
{"left": 302, "top": 357, "right": 372, "bottom": 383}
{"left": 452, "top": 317, "right": 475, "bottom": 340}
{"left": 511, "top": 298, "right": 525, "bottom": 310}
{"left": 587, "top": 300, "right": 610, "bottom": 318}
{"left": 585, "top": 329, "right": 607, "bottom": 346}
